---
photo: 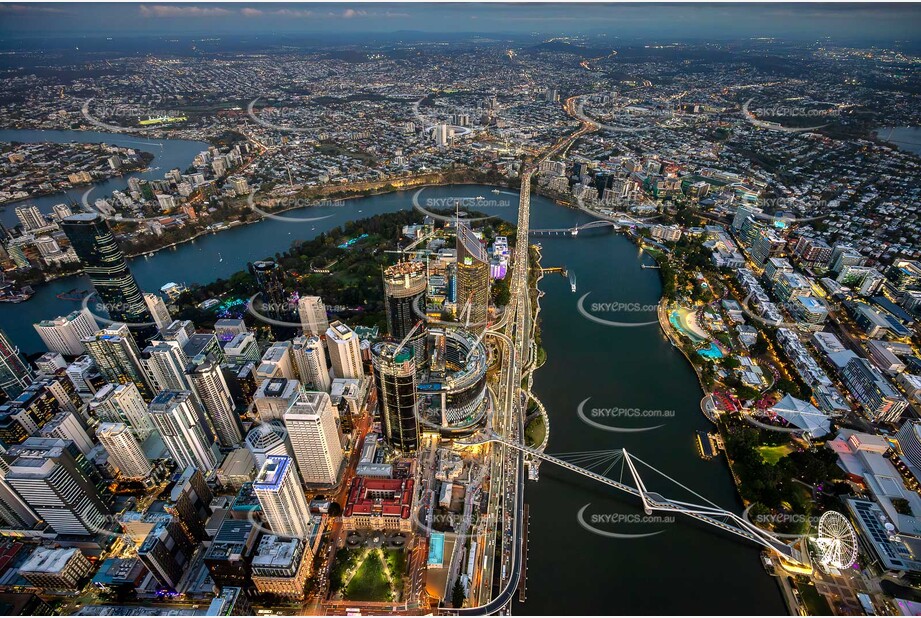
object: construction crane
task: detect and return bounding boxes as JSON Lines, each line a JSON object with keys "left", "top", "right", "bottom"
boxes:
{"left": 465, "top": 325, "right": 488, "bottom": 364}
{"left": 458, "top": 291, "right": 475, "bottom": 328}
{"left": 392, "top": 319, "right": 425, "bottom": 357}
{"left": 383, "top": 249, "right": 431, "bottom": 257}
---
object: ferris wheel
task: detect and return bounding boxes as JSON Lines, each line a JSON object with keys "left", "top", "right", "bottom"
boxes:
{"left": 814, "top": 511, "right": 858, "bottom": 570}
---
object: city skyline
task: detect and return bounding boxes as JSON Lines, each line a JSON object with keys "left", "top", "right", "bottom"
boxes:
{"left": 0, "top": 1, "right": 919, "bottom": 615}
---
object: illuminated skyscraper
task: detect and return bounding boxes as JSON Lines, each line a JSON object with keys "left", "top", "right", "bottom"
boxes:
{"left": 455, "top": 222, "right": 489, "bottom": 333}
{"left": 383, "top": 261, "right": 427, "bottom": 363}
{"left": 61, "top": 213, "right": 156, "bottom": 342}
{"left": 371, "top": 342, "right": 419, "bottom": 453}
{"left": 0, "top": 328, "right": 33, "bottom": 400}
{"left": 383, "top": 262, "right": 426, "bottom": 338}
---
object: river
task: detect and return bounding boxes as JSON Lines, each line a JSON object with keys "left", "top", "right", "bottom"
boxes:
{"left": 877, "top": 126, "right": 921, "bottom": 156}
{"left": 0, "top": 173, "right": 785, "bottom": 613}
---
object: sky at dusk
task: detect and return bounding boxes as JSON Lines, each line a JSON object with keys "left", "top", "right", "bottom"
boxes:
{"left": 0, "top": 2, "right": 919, "bottom": 42}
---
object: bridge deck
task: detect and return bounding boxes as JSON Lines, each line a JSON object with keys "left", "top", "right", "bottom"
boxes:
{"left": 481, "top": 432, "right": 799, "bottom": 561}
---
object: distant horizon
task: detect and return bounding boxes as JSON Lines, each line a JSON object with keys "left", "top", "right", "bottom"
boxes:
{"left": 0, "top": 2, "right": 919, "bottom": 44}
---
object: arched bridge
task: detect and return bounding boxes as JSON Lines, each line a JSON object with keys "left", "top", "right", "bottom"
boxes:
{"left": 529, "top": 220, "right": 620, "bottom": 236}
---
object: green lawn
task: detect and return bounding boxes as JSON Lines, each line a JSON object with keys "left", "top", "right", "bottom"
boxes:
{"left": 344, "top": 550, "right": 392, "bottom": 602}
{"left": 383, "top": 548, "right": 407, "bottom": 578}
{"left": 525, "top": 416, "right": 546, "bottom": 448}
{"left": 757, "top": 444, "right": 793, "bottom": 465}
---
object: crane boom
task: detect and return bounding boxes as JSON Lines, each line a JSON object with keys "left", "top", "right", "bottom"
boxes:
{"left": 393, "top": 319, "right": 425, "bottom": 356}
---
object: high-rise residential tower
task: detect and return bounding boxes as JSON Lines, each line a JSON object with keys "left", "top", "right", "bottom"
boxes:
{"left": 283, "top": 391, "right": 344, "bottom": 486}
{"left": 89, "top": 383, "right": 154, "bottom": 440}
{"left": 141, "top": 340, "right": 191, "bottom": 393}
{"left": 297, "top": 296, "right": 329, "bottom": 337}
{"left": 292, "top": 335, "right": 331, "bottom": 392}
{"left": 186, "top": 357, "right": 243, "bottom": 447}
{"left": 97, "top": 422, "right": 152, "bottom": 478}
{"left": 253, "top": 455, "right": 313, "bottom": 539}
{"left": 82, "top": 324, "right": 152, "bottom": 398}
{"left": 148, "top": 390, "right": 217, "bottom": 473}
{"left": 33, "top": 309, "right": 98, "bottom": 356}
{"left": 325, "top": 321, "right": 363, "bottom": 380}
{"left": 144, "top": 293, "right": 173, "bottom": 330}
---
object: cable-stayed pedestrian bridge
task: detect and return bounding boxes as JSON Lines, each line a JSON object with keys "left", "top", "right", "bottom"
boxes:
{"left": 461, "top": 430, "right": 803, "bottom": 564}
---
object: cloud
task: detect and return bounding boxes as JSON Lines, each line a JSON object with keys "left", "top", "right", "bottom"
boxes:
{"left": 0, "top": 3, "right": 70, "bottom": 14}
{"left": 273, "top": 8, "right": 313, "bottom": 18}
{"left": 228, "top": 7, "right": 316, "bottom": 19}
{"left": 139, "top": 5, "right": 233, "bottom": 18}
{"left": 342, "top": 9, "right": 368, "bottom": 19}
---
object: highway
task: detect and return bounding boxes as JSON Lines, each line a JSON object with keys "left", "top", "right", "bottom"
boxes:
{"left": 453, "top": 97, "right": 597, "bottom": 614}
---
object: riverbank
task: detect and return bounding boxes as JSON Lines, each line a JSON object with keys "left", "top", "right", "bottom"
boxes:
{"left": 16, "top": 172, "right": 515, "bottom": 293}
{"left": 524, "top": 244, "right": 550, "bottom": 451}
